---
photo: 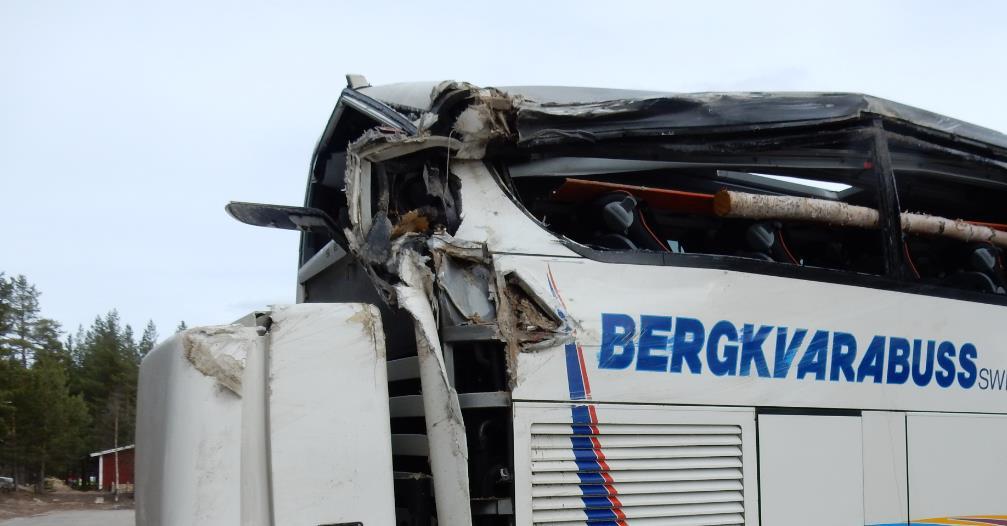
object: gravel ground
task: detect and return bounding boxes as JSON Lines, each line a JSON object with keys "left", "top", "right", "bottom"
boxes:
{"left": 0, "top": 509, "right": 134, "bottom": 525}
{"left": 0, "top": 490, "right": 132, "bottom": 522}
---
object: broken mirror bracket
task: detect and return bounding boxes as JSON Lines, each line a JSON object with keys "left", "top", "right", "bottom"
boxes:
{"left": 226, "top": 202, "right": 350, "bottom": 284}
{"left": 226, "top": 201, "right": 343, "bottom": 238}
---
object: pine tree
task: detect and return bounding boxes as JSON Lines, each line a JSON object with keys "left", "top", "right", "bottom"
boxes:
{"left": 0, "top": 274, "right": 14, "bottom": 422}
{"left": 175, "top": 320, "right": 188, "bottom": 333}
{"left": 3, "top": 276, "right": 41, "bottom": 367}
{"left": 0, "top": 273, "right": 156, "bottom": 485}
{"left": 0, "top": 273, "right": 13, "bottom": 344}
{"left": 76, "top": 311, "right": 140, "bottom": 450}
{"left": 0, "top": 275, "right": 65, "bottom": 369}
{"left": 14, "top": 354, "right": 90, "bottom": 492}
{"left": 31, "top": 318, "right": 66, "bottom": 365}
{"left": 138, "top": 321, "right": 158, "bottom": 358}
{"left": 123, "top": 324, "right": 137, "bottom": 362}
{"left": 64, "top": 325, "right": 87, "bottom": 396}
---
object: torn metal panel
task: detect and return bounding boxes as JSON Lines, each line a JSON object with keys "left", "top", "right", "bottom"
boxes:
{"left": 452, "top": 89, "right": 515, "bottom": 159}
{"left": 350, "top": 126, "right": 461, "bottom": 162}
{"left": 435, "top": 255, "right": 496, "bottom": 326}
{"left": 359, "top": 211, "right": 393, "bottom": 264}
{"left": 344, "top": 128, "right": 462, "bottom": 246}
{"left": 354, "top": 81, "right": 1007, "bottom": 157}
{"left": 421, "top": 165, "right": 459, "bottom": 227}
{"left": 341, "top": 128, "right": 470, "bottom": 309}
{"left": 345, "top": 303, "right": 385, "bottom": 358}
{"left": 333, "top": 101, "right": 585, "bottom": 523}
{"left": 492, "top": 269, "right": 574, "bottom": 387}
{"left": 342, "top": 144, "right": 371, "bottom": 247}
{"left": 498, "top": 271, "right": 569, "bottom": 345}
{"left": 430, "top": 80, "right": 478, "bottom": 106}
{"left": 511, "top": 92, "right": 1007, "bottom": 152}
{"left": 182, "top": 326, "right": 257, "bottom": 396}
{"left": 428, "top": 232, "right": 489, "bottom": 263}
{"left": 414, "top": 112, "right": 439, "bottom": 134}
{"left": 394, "top": 249, "right": 473, "bottom": 526}
{"left": 451, "top": 161, "right": 579, "bottom": 257}
{"left": 361, "top": 134, "right": 461, "bottom": 162}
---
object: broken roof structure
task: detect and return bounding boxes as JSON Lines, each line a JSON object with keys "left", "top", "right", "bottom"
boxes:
{"left": 355, "top": 81, "right": 1007, "bottom": 152}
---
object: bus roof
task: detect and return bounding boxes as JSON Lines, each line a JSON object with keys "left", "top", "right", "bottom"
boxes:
{"left": 358, "top": 81, "right": 1007, "bottom": 152}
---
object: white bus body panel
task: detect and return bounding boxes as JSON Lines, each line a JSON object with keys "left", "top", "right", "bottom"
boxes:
{"left": 136, "top": 303, "right": 395, "bottom": 526}
{"left": 907, "top": 413, "right": 1007, "bottom": 521}
{"left": 758, "top": 414, "right": 864, "bottom": 526}
{"left": 861, "top": 411, "right": 909, "bottom": 525}
{"left": 136, "top": 326, "right": 250, "bottom": 525}
{"left": 500, "top": 253, "right": 1007, "bottom": 524}
{"left": 503, "top": 254, "right": 1007, "bottom": 413}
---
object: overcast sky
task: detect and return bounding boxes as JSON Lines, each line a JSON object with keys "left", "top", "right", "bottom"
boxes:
{"left": 2, "top": 0, "right": 1006, "bottom": 341}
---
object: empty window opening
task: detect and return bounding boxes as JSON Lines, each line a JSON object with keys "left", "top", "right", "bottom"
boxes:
{"left": 894, "top": 145, "right": 1007, "bottom": 295}
{"left": 508, "top": 137, "right": 886, "bottom": 276}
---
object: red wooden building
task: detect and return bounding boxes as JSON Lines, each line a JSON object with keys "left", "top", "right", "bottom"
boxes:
{"left": 89, "top": 444, "right": 134, "bottom": 492}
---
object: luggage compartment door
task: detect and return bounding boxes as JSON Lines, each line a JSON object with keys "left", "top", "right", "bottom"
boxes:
{"left": 907, "top": 412, "right": 1007, "bottom": 522}
{"left": 757, "top": 413, "right": 864, "bottom": 526}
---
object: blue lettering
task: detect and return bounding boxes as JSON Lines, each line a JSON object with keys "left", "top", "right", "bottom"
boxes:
{"left": 596, "top": 313, "right": 980, "bottom": 392}
{"left": 599, "top": 313, "right": 635, "bottom": 369}
{"left": 706, "top": 321, "right": 739, "bottom": 376}
{"left": 911, "top": 340, "right": 936, "bottom": 387}
{"left": 670, "top": 317, "right": 705, "bottom": 374}
{"left": 773, "top": 327, "right": 807, "bottom": 379}
{"left": 739, "top": 324, "right": 772, "bottom": 378}
{"left": 829, "top": 332, "right": 857, "bottom": 382}
{"left": 796, "top": 330, "right": 829, "bottom": 380}
{"left": 935, "top": 341, "right": 956, "bottom": 388}
{"left": 958, "top": 343, "right": 977, "bottom": 389}
{"left": 886, "top": 337, "right": 911, "bottom": 385}
{"left": 857, "top": 335, "right": 886, "bottom": 383}
{"left": 637, "top": 315, "right": 671, "bottom": 372}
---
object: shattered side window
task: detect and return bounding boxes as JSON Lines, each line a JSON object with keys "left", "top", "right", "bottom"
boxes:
{"left": 507, "top": 130, "right": 888, "bottom": 276}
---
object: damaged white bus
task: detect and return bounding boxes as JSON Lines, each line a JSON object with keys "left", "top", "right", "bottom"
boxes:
{"left": 136, "top": 77, "right": 1007, "bottom": 526}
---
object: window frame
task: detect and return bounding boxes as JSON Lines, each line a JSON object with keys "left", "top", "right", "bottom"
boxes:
{"left": 493, "top": 118, "right": 1007, "bottom": 307}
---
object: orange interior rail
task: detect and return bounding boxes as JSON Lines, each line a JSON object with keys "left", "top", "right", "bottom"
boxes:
{"left": 551, "top": 178, "right": 1007, "bottom": 234}
{"left": 551, "top": 178, "right": 715, "bottom": 215}
{"left": 969, "top": 220, "right": 1007, "bottom": 233}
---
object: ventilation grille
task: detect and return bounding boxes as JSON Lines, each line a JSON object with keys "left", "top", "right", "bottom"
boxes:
{"left": 530, "top": 418, "right": 745, "bottom": 525}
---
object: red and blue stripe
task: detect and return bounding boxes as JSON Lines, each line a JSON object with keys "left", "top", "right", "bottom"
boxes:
{"left": 547, "top": 265, "right": 625, "bottom": 524}
{"left": 570, "top": 404, "right": 626, "bottom": 525}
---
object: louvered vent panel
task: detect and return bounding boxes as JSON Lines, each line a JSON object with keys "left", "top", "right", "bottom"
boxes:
{"left": 530, "top": 420, "right": 745, "bottom": 526}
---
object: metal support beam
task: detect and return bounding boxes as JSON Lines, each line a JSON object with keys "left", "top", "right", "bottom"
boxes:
{"left": 442, "top": 324, "right": 499, "bottom": 343}
{"left": 390, "top": 392, "right": 511, "bottom": 418}
{"left": 872, "top": 119, "right": 909, "bottom": 280}
{"left": 386, "top": 356, "right": 420, "bottom": 382}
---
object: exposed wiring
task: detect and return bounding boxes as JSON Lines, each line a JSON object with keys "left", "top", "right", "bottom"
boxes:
{"left": 612, "top": 190, "right": 670, "bottom": 252}
{"left": 776, "top": 231, "right": 799, "bottom": 265}
{"left": 639, "top": 211, "right": 671, "bottom": 252}
{"left": 903, "top": 242, "right": 921, "bottom": 279}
